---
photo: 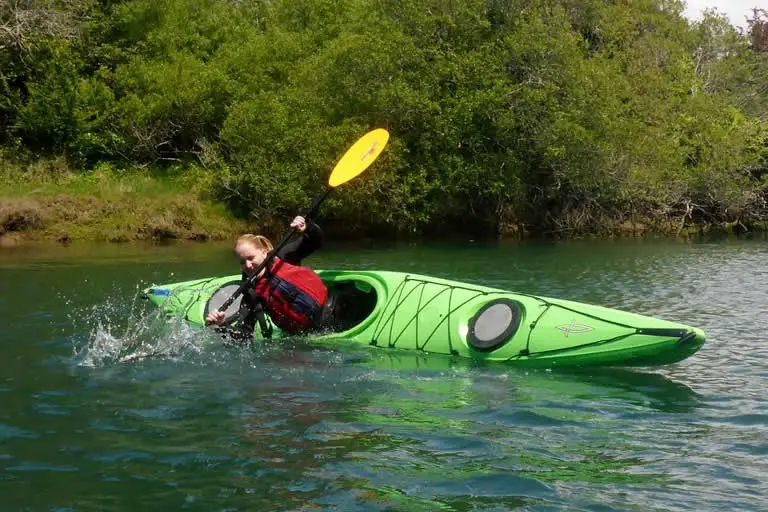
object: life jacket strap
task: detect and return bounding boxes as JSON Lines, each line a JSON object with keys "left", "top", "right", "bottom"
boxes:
{"left": 253, "top": 300, "right": 273, "bottom": 339}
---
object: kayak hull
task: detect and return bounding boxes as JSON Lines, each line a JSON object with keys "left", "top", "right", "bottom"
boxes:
{"left": 143, "top": 270, "right": 706, "bottom": 368}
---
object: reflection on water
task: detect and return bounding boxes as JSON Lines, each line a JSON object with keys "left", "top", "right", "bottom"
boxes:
{"left": 62, "top": 331, "right": 714, "bottom": 510}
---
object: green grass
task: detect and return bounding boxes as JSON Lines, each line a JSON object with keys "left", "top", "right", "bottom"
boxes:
{"left": 0, "top": 158, "right": 249, "bottom": 243}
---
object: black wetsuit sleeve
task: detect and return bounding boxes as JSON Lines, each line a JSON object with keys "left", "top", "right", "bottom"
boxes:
{"left": 277, "top": 219, "right": 323, "bottom": 265}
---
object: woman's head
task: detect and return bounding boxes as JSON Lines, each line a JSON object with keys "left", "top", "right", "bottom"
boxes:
{"left": 235, "top": 234, "right": 273, "bottom": 276}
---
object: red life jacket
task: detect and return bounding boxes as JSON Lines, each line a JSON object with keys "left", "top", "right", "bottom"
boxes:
{"left": 253, "top": 257, "right": 328, "bottom": 333}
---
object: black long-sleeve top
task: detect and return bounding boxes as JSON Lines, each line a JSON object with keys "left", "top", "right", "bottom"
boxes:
{"left": 274, "top": 218, "right": 323, "bottom": 265}
{"left": 219, "top": 219, "right": 324, "bottom": 343}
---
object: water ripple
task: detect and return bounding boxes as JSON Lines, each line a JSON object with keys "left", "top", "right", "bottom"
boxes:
{"left": 3, "top": 238, "right": 768, "bottom": 511}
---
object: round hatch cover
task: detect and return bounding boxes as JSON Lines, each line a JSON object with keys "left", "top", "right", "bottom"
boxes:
{"left": 467, "top": 299, "right": 521, "bottom": 352}
{"left": 204, "top": 281, "right": 244, "bottom": 321}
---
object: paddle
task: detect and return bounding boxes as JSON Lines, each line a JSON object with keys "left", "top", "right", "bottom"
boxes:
{"left": 207, "top": 128, "right": 390, "bottom": 322}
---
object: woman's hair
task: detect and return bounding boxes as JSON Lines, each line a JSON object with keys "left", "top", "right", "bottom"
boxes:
{"left": 235, "top": 234, "right": 273, "bottom": 252}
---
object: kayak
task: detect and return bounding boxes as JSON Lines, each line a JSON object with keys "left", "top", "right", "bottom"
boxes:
{"left": 142, "top": 270, "right": 706, "bottom": 368}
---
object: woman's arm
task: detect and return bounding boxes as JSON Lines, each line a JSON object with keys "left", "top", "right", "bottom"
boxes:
{"left": 212, "top": 291, "right": 258, "bottom": 344}
{"left": 277, "top": 217, "right": 324, "bottom": 265}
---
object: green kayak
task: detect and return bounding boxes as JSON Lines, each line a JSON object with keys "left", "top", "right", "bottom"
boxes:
{"left": 142, "top": 270, "right": 706, "bottom": 368}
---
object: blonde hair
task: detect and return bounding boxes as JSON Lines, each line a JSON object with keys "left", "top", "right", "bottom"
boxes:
{"left": 235, "top": 234, "right": 273, "bottom": 252}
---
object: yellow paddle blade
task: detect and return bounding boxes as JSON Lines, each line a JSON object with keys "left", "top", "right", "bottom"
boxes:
{"left": 328, "top": 128, "right": 390, "bottom": 187}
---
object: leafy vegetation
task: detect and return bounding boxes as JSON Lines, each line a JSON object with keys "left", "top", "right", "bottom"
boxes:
{"left": 1, "top": 0, "right": 766, "bottom": 241}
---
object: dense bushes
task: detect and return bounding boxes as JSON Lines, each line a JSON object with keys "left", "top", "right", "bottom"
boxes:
{"left": 2, "top": 0, "right": 767, "bottom": 237}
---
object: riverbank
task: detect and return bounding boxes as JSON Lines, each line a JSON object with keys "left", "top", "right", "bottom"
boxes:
{"left": 0, "top": 161, "right": 248, "bottom": 246}
{"left": 2, "top": 161, "right": 767, "bottom": 246}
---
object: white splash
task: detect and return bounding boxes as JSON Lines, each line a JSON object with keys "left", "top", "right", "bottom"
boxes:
{"left": 71, "top": 286, "right": 211, "bottom": 367}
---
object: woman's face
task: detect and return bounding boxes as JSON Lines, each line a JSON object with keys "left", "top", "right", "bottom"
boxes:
{"left": 235, "top": 241, "right": 267, "bottom": 276}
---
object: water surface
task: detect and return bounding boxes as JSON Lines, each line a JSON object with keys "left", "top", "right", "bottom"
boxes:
{"left": 1, "top": 236, "right": 766, "bottom": 511}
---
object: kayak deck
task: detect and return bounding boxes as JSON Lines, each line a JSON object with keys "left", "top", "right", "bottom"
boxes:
{"left": 143, "top": 270, "right": 707, "bottom": 368}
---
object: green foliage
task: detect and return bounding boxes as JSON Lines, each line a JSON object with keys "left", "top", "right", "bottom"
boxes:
{"left": 112, "top": 51, "right": 229, "bottom": 161}
{"left": 1, "top": 0, "right": 767, "bottom": 238}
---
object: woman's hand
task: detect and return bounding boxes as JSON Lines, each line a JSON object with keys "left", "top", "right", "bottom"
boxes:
{"left": 206, "top": 310, "right": 227, "bottom": 325}
{"left": 290, "top": 216, "right": 307, "bottom": 233}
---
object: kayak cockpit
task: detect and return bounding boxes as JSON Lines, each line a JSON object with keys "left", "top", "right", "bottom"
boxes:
{"left": 195, "top": 275, "right": 381, "bottom": 335}
{"left": 324, "top": 279, "right": 379, "bottom": 333}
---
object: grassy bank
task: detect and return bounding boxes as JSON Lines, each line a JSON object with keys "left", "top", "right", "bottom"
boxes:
{"left": 2, "top": 157, "right": 766, "bottom": 245}
{"left": 0, "top": 159, "right": 248, "bottom": 245}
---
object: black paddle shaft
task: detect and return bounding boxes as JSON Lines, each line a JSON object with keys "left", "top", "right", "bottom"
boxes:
{"left": 212, "top": 187, "right": 332, "bottom": 316}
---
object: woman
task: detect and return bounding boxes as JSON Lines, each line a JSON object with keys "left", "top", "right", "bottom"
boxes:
{"left": 206, "top": 216, "right": 329, "bottom": 343}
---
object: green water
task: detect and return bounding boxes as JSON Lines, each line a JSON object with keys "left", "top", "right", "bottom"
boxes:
{"left": 1, "top": 236, "right": 767, "bottom": 511}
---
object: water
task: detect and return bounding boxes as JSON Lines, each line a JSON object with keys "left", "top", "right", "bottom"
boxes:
{"left": 1, "top": 236, "right": 767, "bottom": 511}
